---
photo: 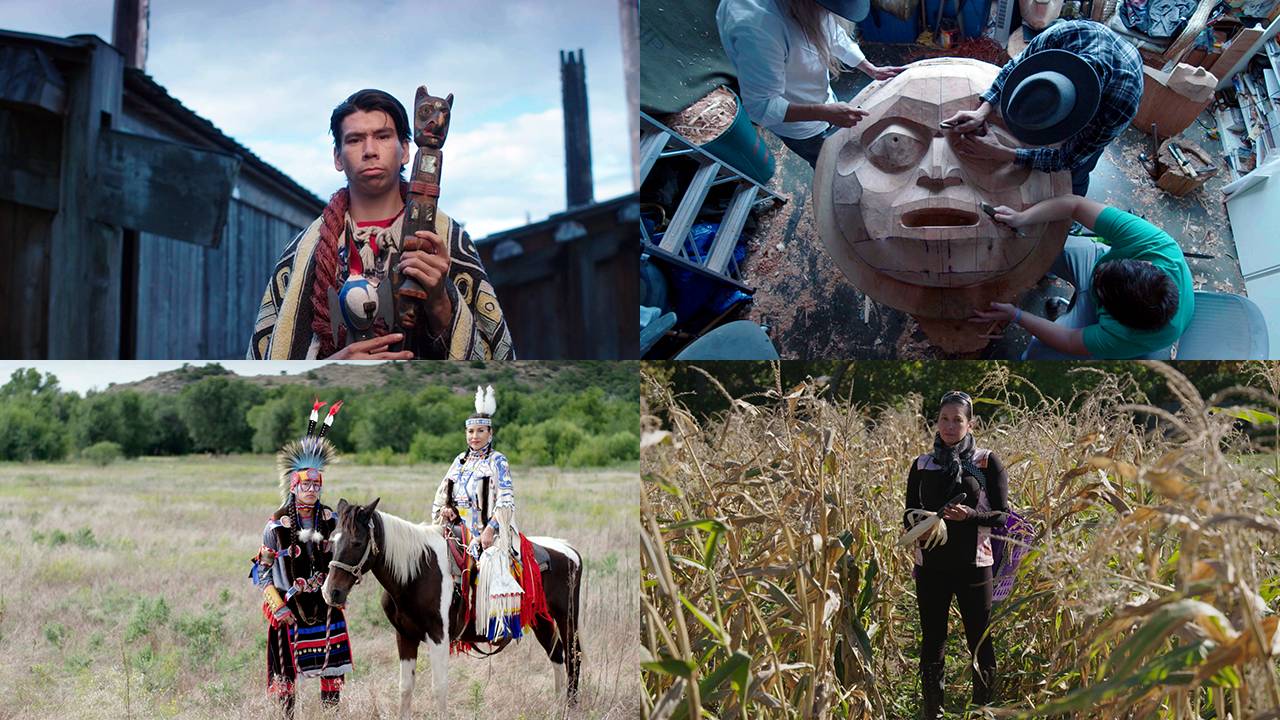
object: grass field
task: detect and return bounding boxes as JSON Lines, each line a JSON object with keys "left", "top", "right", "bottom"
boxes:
{"left": 641, "top": 362, "right": 1280, "bottom": 719}
{"left": 0, "top": 455, "right": 638, "bottom": 719}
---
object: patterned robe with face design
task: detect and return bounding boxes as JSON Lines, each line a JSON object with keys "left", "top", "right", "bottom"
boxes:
{"left": 248, "top": 205, "right": 515, "bottom": 360}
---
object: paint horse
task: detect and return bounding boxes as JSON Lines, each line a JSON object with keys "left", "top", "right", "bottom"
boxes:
{"left": 321, "top": 498, "right": 582, "bottom": 719}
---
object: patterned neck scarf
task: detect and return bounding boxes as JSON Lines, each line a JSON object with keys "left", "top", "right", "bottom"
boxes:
{"left": 931, "top": 432, "right": 979, "bottom": 492}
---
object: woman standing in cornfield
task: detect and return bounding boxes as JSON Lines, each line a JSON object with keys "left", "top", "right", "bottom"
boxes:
{"left": 902, "top": 391, "right": 1010, "bottom": 718}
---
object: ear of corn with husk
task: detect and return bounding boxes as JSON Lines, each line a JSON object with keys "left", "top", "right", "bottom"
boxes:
{"left": 901, "top": 509, "right": 947, "bottom": 549}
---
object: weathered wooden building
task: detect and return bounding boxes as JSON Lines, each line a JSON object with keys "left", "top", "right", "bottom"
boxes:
{"left": 0, "top": 29, "right": 323, "bottom": 359}
{"left": 468, "top": 47, "right": 638, "bottom": 360}
{"left": 1, "top": 24, "right": 636, "bottom": 360}
{"left": 478, "top": 193, "right": 639, "bottom": 359}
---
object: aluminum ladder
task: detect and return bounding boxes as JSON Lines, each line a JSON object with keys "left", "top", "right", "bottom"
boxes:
{"left": 639, "top": 110, "right": 786, "bottom": 293}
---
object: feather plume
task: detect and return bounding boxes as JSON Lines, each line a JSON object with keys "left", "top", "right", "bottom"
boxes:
{"left": 318, "top": 400, "right": 343, "bottom": 438}
{"left": 482, "top": 385, "right": 496, "bottom": 415}
{"left": 307, "top": 398, "right": 326, "bottom": 437}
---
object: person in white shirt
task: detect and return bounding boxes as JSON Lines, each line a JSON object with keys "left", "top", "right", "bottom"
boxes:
{"left": 717, "top": 0, "right": 905, "bottom": 168}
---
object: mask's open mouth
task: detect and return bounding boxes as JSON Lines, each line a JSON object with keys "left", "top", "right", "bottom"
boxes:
{"left": 901, "top": 208, "right": 980, "bottom": 228}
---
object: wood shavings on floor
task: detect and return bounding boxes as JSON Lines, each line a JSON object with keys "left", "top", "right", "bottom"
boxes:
{"left": 661, "top": 86, "right": 737, "bottom": 145}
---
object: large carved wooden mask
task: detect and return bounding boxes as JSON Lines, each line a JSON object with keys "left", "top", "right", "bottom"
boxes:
{"left": 823, "top": 58, "right": 1065, "bottom": 290}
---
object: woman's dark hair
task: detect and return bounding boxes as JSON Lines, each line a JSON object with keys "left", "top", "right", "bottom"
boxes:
{"left": 329, "top": 89, "right": 411, "bottom": 149}
{"left": 1092, "top": 259, "right": 1179, "bottom": 331}
{"left": 938, "top": 390, "right": 974, "bottom": 420}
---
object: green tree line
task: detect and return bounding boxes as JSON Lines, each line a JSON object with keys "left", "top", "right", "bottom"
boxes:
{"left": 0, "top": 366, "right": 640, "bottom": 467}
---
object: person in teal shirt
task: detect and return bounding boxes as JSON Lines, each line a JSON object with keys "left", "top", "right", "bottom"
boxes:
{"left": 969, "top": 195, "right": 1193, "bottom": 359}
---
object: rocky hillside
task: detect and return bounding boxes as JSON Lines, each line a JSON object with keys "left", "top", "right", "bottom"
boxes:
{"left": 107, "top": 361, "right": 637, "bottom": 398}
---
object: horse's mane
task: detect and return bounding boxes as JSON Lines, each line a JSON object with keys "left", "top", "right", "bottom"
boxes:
{"left": 376, "top": 510, "right": 447, "bottom": 586}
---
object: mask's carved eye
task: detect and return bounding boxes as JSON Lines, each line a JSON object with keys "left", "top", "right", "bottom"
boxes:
{"left": 865, "top": 125, "right": 928, "bottom": 172}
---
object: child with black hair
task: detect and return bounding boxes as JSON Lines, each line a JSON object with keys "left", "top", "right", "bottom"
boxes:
{"left": 969, "top": 194, "right": 1193, "bottom": 359}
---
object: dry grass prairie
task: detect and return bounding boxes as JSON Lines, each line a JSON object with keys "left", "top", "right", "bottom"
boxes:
{"left": 0, "top": 455, "right": 638, "bottom": 719}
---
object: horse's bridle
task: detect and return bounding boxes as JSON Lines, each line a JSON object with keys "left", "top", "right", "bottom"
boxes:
{"left": 328, "top": 518, "right": 378, "bottom": 583}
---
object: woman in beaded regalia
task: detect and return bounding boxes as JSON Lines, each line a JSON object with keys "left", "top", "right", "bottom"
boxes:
{"left": 431, "top": 385, "right": 516, "bottom": 558}
{"left": 248, "top": 400, "right": 353, "bottom": 719}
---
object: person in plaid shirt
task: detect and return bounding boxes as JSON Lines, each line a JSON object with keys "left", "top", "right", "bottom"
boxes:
{"left": 942, "top": 20, "right": 1143, "bottom": 198}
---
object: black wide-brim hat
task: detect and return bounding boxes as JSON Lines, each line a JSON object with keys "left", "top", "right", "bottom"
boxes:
{"left": 1000, "top": 49, "right": 1101, "bottom": 146}
{"left": 817, "top": 0, "right": 871, "bottom": 22}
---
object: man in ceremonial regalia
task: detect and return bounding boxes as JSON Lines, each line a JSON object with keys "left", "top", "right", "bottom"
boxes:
{"left": 248, "top": 89, "right": 514, "bottom": 360}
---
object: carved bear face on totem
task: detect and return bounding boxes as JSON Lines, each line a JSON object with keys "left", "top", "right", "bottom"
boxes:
{"left": 414, "top": 85, "right": 454, "bottom": 149}
{"left": 814, "top": 58, "right": 1070, "bottom": 351}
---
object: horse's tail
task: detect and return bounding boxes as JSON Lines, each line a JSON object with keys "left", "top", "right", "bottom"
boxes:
{"left": 564, "top": 541, "right": 583, "bottom": 659}
{"left": 574, "top": 542, "right": 584, "bottom": 628}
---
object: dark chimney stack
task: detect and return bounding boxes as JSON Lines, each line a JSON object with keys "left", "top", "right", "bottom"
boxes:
{"left": 112, "top": 0, "right": 149, "bottom": 70}
{"left": 620, "top": 0, "right": 638, "bottom": 190}
{"left": 560, "top": 48, "right": 594, "bottom": 209}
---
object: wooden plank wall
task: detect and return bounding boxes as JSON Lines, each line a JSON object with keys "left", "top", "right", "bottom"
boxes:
{"left": 0, "top": 198, "right": 53, "bottom": 357}
{"left": 485, "top": 222, "right": 637, "bottom": 359}
{"left": 48, "top": 37, "right": 122, "bottom": 358}
{"left": 497, "top": 255, "right": 569, "bottom": 358}
{"left": 133, "top": 199, "right": 301, "bottom": 358}
{"left": 597, "top": 237, "right": 640, "bottom": 358}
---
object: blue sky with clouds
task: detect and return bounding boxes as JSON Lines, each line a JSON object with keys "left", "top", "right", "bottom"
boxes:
{"left": 1, "top": 0, "right": 632, "bottom": 237}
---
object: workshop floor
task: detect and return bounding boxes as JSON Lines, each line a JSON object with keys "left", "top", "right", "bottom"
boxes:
{"left": 739, "top": 42, "right": 1242, "bottom": 359}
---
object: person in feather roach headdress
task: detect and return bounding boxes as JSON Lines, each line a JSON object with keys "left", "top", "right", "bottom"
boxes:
{"left": 248, "top": 399, "right": 353, "bottom": 719}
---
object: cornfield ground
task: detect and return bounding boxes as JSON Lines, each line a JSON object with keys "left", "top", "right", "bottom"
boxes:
{"left": 0, "top": 455, "right": 639, "bottom": 719}
{"left": 641, "top": 361, "right": 1280, "bottom": 719}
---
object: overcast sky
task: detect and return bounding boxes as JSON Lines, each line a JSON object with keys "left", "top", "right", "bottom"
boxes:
{"left": 0, "top": 361, "right": 384, "bottom": 394}
{"left": 1, "top": 0, "right": 632, "bottom": 237}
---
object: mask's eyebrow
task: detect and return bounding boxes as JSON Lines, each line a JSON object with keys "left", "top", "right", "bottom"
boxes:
{"left": 862, "top": 117, "right": 932, "bottom": 145}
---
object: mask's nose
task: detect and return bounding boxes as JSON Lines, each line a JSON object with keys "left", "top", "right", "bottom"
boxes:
{"left": 916, "top": 136, "right": 964, "bottom": 192}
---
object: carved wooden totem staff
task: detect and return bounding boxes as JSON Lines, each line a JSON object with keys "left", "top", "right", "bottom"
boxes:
{"left": 392, "top": 85, "right": 455, "bottom": 336}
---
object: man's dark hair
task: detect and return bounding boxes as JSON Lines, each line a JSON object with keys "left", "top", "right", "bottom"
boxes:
{"left": 1092, "top": 259, "right": 1179, "bottom": 331}
{"left": 329, "top": 89, "right": 411, "bottom": 149}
